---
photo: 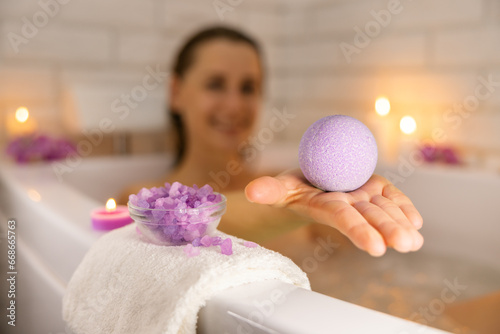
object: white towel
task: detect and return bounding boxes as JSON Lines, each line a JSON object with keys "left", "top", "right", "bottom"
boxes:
{"left": 62, "top": 224, "right": 310, "bottom": 334}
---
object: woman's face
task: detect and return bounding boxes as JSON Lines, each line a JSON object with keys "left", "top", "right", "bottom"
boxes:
{"left": 172, "top": 39, "right": 262, "bottom": 154}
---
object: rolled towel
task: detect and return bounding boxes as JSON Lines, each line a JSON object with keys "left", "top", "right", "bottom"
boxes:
{"left": 62, "top": 224, "right": 310, "bottom": 334}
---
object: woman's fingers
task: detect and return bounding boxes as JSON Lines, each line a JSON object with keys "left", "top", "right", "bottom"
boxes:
{"left": 353, "top": 200, "right": 423, "bottom": 253}
{"left": 245, "top": 171, "right": 424, "bottom": 256}
{"left": 244, "top": 169, "right": 309, "bottom": 207}
{"left": 245, "top": 176, "right": 287, "bottom": 205}
{"left": 382, "top": 183, "right": 423, "bottom": 229}
{"left": 370, "top": 195, "right": 424, "bottom": 251}
{"left": 310, "top": 201, "right": 387, "bottom": 256}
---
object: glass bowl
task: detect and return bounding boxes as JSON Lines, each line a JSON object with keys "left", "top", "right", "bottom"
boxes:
{"left": 128, "top": 194, "right": 226, "bottom": 246}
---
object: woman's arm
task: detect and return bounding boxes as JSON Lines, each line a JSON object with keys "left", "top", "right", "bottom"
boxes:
{"left": 220, "top": 169, "right": 424, "bottom": 257}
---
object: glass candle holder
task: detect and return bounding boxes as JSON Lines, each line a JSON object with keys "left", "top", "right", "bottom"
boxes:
{"left": 128, "top": 194, "right": 226, "bottom": 246}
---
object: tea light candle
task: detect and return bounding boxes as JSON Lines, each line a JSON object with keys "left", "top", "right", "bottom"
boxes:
{"left": 91, "top": 198, "right": 133, "bottom": 231}
{"left": 6, "top": 106, "right": 38, "bottom": 138}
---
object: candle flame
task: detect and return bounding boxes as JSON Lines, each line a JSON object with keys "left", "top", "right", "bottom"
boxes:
{"left": 375, "top": 97, "right": 390, "bottom": 116}
{"left": 400, "top": 116, "right": 417, "bottom": 135}
{"left": 15, "top": 107, "right": 29, "bottom": 123}
{"left": 106, "top": 198, "right": 116, "bottom": 212}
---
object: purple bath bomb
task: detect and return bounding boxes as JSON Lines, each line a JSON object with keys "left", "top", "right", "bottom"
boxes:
{"left": 299, "top": 115, "right": 378, "bottom": 192}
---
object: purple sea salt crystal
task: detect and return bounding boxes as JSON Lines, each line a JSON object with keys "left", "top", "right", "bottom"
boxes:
{"left": 150, "top": 210, "right": 165, "bottom": 224}
{"left": 184, "top": 244, "right": 200, "bottom": 257}
{"left": 243, "top": 241, "right": 258, "bottom": 248}
{"left": 169, "top": 182, "right": 182, "bottom": 197}
{"left": 211, "top": 237, "right": 223, "bottom": 246}
{"left": 155, "top": 197, "right": 175, "bottom": 210}
{"left": 163, "top": 225, "right": 179, "bottom": 237}
{"left": 192, "top": 237, "right": 202, "bottom": 247}
{"left": 220, "top": 238, "right": 233, "bottom": 255}
{"left": 131, "top": 181, "right": 226, "bottom": 251}
{"left": 198, "top": 184, "right": 213, "bottom": 197}
{"left": 188, "top": 186, "right": 197, "bottom": 195}
{"left": 200, "top": 235, "right": 212, "bottom": 247}
{"left": 129, "top": 194, "right": 150, "bottom": 209}
{"left": 151, "top": 186, "right": 169, "bottom": 199}
{"left": 137, "top": 188, "right": 156, "bottom": 205}
{"left": 183, "top": 224, "right": 202, "bottom": 241}
{"left": 213, "top": 193, "right": 222, "bottom": 203}
{"left": 186, "top": 195, "right": 199, "bottom": 208}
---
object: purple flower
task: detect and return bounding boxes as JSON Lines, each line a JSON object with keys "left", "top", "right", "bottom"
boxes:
{"left": 5, "top": 134, "right": 76, "bottom": 163}
{"left": 420, "top": 145, "right": 438, "bottom": 162}
{"left": 441, "top": 147, "right": 460, "bottom": 165}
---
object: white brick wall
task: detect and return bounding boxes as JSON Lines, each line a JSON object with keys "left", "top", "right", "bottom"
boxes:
{"left": 0, "top": 0, "right": 499, "bottom": 166}
{"left": 59, "top": 0, "right": 158, "bottom": 28}
{"left": 0, "top": 0, "right": 285, "bottom": 155}
{"left": 389, "top": 0, "right": 483, "bottom": 29}
{"left": 118, "top": 32, "right": 171, "bottom": 65}
{"left": 1, "top": 21, "right": 111, "bottom": 62}
{"left": 434, "top": 25, "right": 500, "bottom": 66}
{"left": 339, "top": 32, "right": 427, "bottom": 67}
{"left": 313, "top": 0, "right": 388, "bottom": 35}
{"left": 299, "top": 70, "right": 480, "bottom": 107}
{"left": 280, "top": 0, "right": 500, "bottom": 167}
{"left": 163, "top": 1, "right": 220, "bottom": 32}
{"left": 0, "top": 64, "right": 55, "bottom": 101}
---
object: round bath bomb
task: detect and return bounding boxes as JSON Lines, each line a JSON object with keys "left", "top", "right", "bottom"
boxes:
{"left": 298, "top": 115, "right": 378, "bottom": 192}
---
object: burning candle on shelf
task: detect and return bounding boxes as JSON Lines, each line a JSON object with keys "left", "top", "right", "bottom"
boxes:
{"left": 399, "top": 115, "right": 418, "bottom": 157}
{"left": 400, "top": 115, "right": 417, "bottom": 135}
{"left": 375, "top": 97, "right": 391, "bottom": 117}
{"left": 91, "top": 198, "right": 133, "bottom": 231}
{"left": 368, "top": 96, "right": 398, "bottom": 163}
{"left": 6, "top": 106, "right": 38, "bottom": 137}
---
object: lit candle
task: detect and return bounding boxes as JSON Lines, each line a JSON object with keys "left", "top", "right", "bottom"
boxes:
{"left": 399, "top": 115, "right": 418, "bottom": 158}
{"left": 5, "top": 106, "right": 38, "bottom": 137}
{"left": 91, "top": 198, "right": 133, "bottom": 231}
{"left": 368, "top": 97, "right": 398, "bottom": 163}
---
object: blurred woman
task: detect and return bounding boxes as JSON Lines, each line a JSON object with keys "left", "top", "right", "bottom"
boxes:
{"left": 121, "top": 26, "right": 424, "bottom": 257}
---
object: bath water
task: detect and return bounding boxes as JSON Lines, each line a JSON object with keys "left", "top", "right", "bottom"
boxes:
{"left": 310, "top": 248, "right": 500, "bottom": 333}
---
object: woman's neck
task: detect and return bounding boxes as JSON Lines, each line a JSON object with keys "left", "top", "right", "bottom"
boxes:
{"left": 167, "top": 144, "right": 255, "bottom": 192}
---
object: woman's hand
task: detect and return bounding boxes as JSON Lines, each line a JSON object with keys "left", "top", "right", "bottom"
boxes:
{"left": 245, "top": 169, "right": 424, "bottom": 256}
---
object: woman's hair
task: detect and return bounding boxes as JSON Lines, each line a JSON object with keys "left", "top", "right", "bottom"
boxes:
{"left": 169, "top": 25, "right": 262, "bottom": 166}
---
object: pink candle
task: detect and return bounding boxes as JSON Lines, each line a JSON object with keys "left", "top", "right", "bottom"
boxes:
{"left": 91, "top": 198, "right": 133, "bottom": 231}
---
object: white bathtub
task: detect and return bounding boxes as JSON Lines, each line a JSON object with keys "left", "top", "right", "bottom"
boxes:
{"left": 0, "top": 154, "right": 171, "bottom": 334}
{"left": 1, "top": 147, "right": 498, "bottom": 333}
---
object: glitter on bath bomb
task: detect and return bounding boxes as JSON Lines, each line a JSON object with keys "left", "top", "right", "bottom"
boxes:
{"left": 298, "top": 115, "right": 378, "bottom": 192}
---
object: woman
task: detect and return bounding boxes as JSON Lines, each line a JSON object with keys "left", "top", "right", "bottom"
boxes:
{"left": 121, "top": 26, "right": 424, "bottom": 257}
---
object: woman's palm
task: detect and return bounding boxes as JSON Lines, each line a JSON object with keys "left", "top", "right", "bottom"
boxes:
{"left": 245, "top": 169, "right": 424, "bottom": 256}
